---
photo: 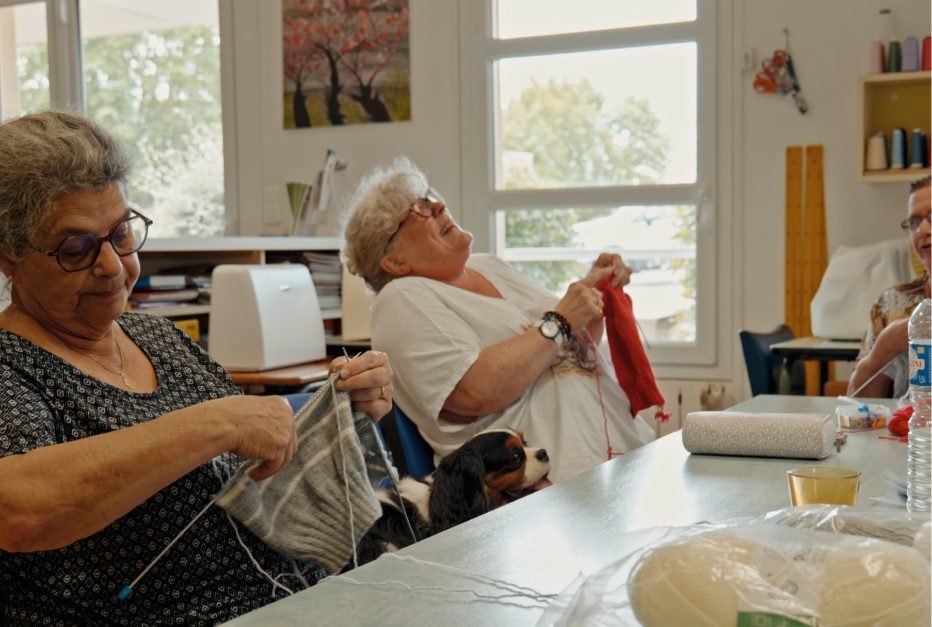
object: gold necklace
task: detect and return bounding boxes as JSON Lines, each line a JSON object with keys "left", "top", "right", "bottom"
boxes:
{"left": 66, "top": 337, "right": 137, "bottom": 390}
{"left": 9, "top": 302, "right": 137, "bottom": 389}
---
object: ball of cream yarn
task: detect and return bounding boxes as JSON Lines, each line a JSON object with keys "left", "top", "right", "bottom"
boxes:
{"left": 629, "top": 530, "right": 930, "bottom": 627}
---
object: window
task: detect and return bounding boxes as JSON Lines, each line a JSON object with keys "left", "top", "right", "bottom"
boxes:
{"left": 0, "top": 1, "right": 50, "bottom": 118}
{"left": 0, "top": 0, "right": 230, "bottom": 239}
{"left": 80, "top": 0, "right": 225, "bottom": 237}
{"left": 461, "top": 0, "right": 716, "bottom": 365}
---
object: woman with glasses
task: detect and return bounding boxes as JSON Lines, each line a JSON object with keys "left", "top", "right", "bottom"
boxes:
{"left": 848, "top": 175, "right": 931, "bottom": 398}
{"left": 0, "top": 111, "right": 395, "bottom": 625}
{"left": 342, "top": 158, "right": 656, "bottom": 484}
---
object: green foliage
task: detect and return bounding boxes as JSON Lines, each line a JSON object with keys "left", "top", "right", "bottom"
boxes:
{"left": 14, "top": 43, "right": 50, "bottom": 114}
{"left": 502, "top": 78, "right": 670, "bottom": 189}
{"left": 502, "top": 78, "right": 670, "bottom": 291}
{"left": 82, "top": 26, "right": 225, "bottom": 237}
{"left": 667, "top": 204, "right": 697, "bottom": 340}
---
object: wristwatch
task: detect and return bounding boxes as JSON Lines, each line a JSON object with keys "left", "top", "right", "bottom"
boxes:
{"left": 537, "top": 317, "right": 565, "bottom": 345}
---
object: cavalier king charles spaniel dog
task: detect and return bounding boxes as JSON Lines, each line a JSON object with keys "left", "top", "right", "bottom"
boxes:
{"left": 345, "top": 429, "right": 552, "bottom": 571}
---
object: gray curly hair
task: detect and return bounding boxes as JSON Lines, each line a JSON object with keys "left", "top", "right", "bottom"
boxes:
{"left": 341, "top": 157, "right": 428, "bottom": 292}
{"left": 910, "top": 175, "right": 931, "bottom": 194}
{"left": 0, "top": 110, "right": 132, "bottom": 262}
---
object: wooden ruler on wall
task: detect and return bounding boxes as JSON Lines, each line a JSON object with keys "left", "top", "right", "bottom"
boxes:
{"left": 785, "top": 147, "right": 805, "bottom": 336}
{"left": 785, "top": 145, "right": 832, "bottom": 395}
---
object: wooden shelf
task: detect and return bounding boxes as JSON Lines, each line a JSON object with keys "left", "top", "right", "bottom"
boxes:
{"left": 131, "top": 304, "right": 211, "bottom": 317}
{"left": 861, "top": 71, "right": 932, "bottom": 86}
{"left": 132, "top": 305, "right": 341, "bottom": 320}
{"left": 859, "top": 167, "right": 932, "bottom": 183}
{"left": 857, "top": 71, "right": 931, "bottom": 183}
{"left": 142, "top": 236, "right": 341, "bottom": 253}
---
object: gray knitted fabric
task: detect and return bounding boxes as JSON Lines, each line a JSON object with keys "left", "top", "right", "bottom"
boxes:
{"left": 215, "top": 373, "right": 391, "bottom": 574}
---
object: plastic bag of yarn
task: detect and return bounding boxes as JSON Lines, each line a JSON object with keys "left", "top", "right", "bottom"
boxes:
{"left": 748, "top": 503, "right": 930, "bottom": 559}
{"left": 536, "top": 524, "right": 930, "bottom": 627}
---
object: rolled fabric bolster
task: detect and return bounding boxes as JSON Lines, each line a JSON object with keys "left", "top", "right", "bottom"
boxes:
{"left": 682, "top": 412, "right": 835, "bottom": 459}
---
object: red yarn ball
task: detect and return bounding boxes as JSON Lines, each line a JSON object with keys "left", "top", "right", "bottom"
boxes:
{"left": 889, "top": 405, "right": 913, "bottom": 437}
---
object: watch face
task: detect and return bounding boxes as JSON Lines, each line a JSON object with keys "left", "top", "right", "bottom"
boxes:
{"left": 541, "top": 320, "right": 560, "bottom": 339}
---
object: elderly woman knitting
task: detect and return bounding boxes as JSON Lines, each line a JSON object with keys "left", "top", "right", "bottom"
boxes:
{"left": 0, "top": 111, "right": 395, "bottom": 625}
{"left": 343, "top": 158, "right": 656, "bottom": 483}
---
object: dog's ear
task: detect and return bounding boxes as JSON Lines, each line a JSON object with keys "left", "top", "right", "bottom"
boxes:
{"left": 428, "top": 449, "right": 493, "bottom": 535}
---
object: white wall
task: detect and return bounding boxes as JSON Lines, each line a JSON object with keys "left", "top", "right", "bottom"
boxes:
{"left": 229, "top": 0, "right": 462, "bottom": 237}
{"left": 736, "top": 0, "right": 930, "bottom": 338}
{"left": 227, "top": 0, "right": 929, "bottom": 403}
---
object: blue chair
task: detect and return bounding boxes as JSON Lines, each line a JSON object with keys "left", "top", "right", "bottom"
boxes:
{"left": 739, "top": 325, "right": 804, "bottom": 396}
{"left": 392, "top": 405, "right": 436, "bottom": 479}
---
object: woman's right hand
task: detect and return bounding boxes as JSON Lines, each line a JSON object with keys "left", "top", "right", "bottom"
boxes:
{"left": 213, "top": 395, "right": 298, "bottom": 481}
{"left": 871, "top": 318, "right": 909, "bottom": 363}
{"left": 553, "top": 266, "right": 614, "bottom": 332}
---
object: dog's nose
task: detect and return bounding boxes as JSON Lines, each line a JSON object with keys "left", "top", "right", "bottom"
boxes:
{"left": 536, "top": 449, "right": 549, "bottom": 462}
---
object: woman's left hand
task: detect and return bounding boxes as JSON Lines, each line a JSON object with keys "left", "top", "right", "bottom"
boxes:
{"left": 588, "top": 252, "right": 633, "bottom": 288}
{"left": 330, "top": 351, "right": 394, "bottom": 422}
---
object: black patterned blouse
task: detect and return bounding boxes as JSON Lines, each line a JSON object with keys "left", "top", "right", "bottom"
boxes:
{"left": 0, "top": 313, "right": 325, "bottom": 626}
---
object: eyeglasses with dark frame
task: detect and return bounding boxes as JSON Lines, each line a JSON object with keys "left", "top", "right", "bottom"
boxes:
{"left": 901, "top": 214, "right": 931, "bottom": 233}
{"left": 384, "top": 188, "right": 444, "bottom": 250}
{"left": 27, "top": 209, "right": 154, "bottom": 272}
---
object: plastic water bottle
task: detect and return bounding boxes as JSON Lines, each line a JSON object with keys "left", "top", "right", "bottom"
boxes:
{"left": 907, "top": 298, "right": 932, "bottom": 512}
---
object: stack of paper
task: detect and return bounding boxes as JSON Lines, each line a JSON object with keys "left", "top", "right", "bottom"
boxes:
{"left": 302, "top": 251, "right": 342, "bottom": 314}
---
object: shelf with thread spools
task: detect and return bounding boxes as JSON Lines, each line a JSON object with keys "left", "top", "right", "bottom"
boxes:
{"left": 857, "top": 71, "right": 931, "bottom": 183}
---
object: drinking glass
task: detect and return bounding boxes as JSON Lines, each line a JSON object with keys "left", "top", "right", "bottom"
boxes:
{"left": 787, "top": 467, "right": 860, "bottom": 506}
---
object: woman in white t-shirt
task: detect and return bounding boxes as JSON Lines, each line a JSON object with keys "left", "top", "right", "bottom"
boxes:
{"left": 342, "top": 158, "right": 656, "bottom": 482}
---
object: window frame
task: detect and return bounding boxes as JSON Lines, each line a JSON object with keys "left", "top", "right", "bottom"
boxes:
{"left": 0, "top": 0, "right": 239, "bottom": 236}
{"left": 459, "top": 0, "right": 718, "bottom": 367}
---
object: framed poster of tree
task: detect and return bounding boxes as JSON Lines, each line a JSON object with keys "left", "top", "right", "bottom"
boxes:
{"left": 283, "top": 0, "right": 410, "bottom": 129}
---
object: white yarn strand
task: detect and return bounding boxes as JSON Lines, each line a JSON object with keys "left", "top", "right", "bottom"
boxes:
{"left": 225, "top": 511, "right": 295, "bottom": 599}
{"left": 328, "top": 576, "right": 553, "bottom": 608}
{"left": 384, "top": 554, "right": 554, "bottom": 600}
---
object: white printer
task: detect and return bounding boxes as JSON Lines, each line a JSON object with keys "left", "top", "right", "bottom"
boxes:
{"left": 209, "top": 264, "right": 326, "bottom": 371}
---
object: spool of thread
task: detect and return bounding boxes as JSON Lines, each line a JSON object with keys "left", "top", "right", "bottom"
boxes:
{"left": 890, "top": 128, "right": 907, "bottom": 169}
{"left": 902, "top": 37, "right": 920, "bottom": 71}
{"left": 887, "top": 40, "right": 902, "bottom": 72}
{"left": 910, "top": 129, "right": 927, "bottom": 169}
{"left": 924, "top": 37, "right": 931, "bottom": 71}
{"left": 876, "top": 9, "right": 895, "bottom": 45}
{"left": 865, "top": 133, "right": 889, "bottom": 171}
{"left": 869, "top": 41, "right": 885, "bottom": 73}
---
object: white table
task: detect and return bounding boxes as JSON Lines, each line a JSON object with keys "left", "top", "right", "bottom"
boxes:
{"left": 225, "top": 395, "right": 907, "bottom": 626}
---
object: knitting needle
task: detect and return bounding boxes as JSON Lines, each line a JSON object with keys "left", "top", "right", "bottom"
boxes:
{"left": 838, "top": 353, "right": 901, "bottom": 403}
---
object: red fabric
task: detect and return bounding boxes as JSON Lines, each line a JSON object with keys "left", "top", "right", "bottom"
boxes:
{"left": 596, "top": 279, "right": 669, "bottom": 421}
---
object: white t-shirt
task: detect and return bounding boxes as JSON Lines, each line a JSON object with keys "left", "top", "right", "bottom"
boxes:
{"left": 372, "top": 254, "right": 656, "bottom": 482}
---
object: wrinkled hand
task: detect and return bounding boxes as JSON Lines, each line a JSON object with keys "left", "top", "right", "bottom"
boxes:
{"left": 553, "top": 268, "right": 611, "bottom": 333}
{"left": 588, "top": 252, "right": 633, "bottom": 288}
{"left": 330, "top": 351, "right": 394, "bottom": 423}
{"left": 217, "top": 395, "right": 298, "bottom": 482}
{"left": 872, "top": 318, "right": 909, "bottom": 363}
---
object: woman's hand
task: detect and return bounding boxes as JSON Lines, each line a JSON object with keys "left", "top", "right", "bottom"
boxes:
{"left": 553, "top": 267, "right": 613, "bottom": 332}
{"left": 588, "top": 252, "right": 633, "bottom": 288}
{"left": 217, "top": 395, "right": 299, "bottom": 481}
{"left": 330, "top": 351, "right": 394, "bottom": 423}
{"left": 872, "top": 318, "right": 909, "bottom": 363}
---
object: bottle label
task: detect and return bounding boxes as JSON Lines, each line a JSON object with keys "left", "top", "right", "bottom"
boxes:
{"left": 910, "top": 341, "right": 932, "bottom": 387}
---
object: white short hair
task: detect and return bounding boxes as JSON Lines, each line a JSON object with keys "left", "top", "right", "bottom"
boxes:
{"left": 341, "top": 157, "right": 428, "bottom": 292}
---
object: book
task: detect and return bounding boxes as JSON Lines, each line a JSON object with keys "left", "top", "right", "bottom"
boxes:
{"left": 135, "top": 275, "right": 211, "bottom": 289}
{"left": 129, "top": 289, "right": 200, "bottom": 303}
{"left": 135, "top": 275, "right": 188, "bottom": 288}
